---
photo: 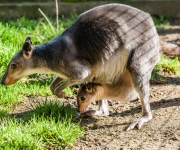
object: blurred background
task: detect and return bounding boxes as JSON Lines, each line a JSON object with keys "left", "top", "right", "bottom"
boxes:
{"left": 0, "top": 0, "right": 180, "bottom": 19}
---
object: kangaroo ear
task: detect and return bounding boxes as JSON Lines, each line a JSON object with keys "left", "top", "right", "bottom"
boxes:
{"left": 22, "top": 37, "right": 33, "bottom": 58}
{"left": 85, "top": 83, "right": 93, "bottom": 93}
{"left": 25, "top": 36, "right": 32, "bottom": 45}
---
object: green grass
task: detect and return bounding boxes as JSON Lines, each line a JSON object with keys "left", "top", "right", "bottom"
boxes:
{"left": 154, "top": 55, "right": 180, "bottom": 74}
{"left": 152, "top": 15, "right": 170, "bottom": 31}
{"left": 0, "top": 99, "right": 84, "bottom": 149}
{"left": 151, "top": 55, "right": 180, "bottom": 83}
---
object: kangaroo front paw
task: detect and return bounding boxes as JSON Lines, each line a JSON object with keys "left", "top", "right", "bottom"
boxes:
{"left": 55, "top": 91, "right": 70, "bottom": 98}
{"left": 50, "top": 85, "right": 55, "bottom": 94}
{"left": 126, "top": 115, "right": 152, "bottom": 131}
{"left": 54, "top": 91, "right": 64, "bottom": 98}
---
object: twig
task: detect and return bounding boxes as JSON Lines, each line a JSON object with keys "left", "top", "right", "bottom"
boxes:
{"left": 55, "top": 0, "right": 59, "bottom": 31}
{"left": 38, "top": 8, "right": 55, "bottom": 34}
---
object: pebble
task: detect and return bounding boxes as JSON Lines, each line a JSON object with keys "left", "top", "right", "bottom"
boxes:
{"left": 174, "top": 131, "right": 180, "bottom": 141}
{"left": 92, "top": 124, "right": 99, "bottom": 129}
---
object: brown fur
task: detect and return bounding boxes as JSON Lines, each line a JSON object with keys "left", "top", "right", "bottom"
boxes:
{"left": 77, "top": 69, "right": 138, "bottom": 112}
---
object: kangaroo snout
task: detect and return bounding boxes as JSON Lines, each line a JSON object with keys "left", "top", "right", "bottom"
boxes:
{"left": 1, "top": 72, "right": 9, "bottom": 85}
{"left": 78, "top": 106, "right": 88, "bottom": 113}
{"left": 0, "top": 73, "right": 19, "bottom": 85}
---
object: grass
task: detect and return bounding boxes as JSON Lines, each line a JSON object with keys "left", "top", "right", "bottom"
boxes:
{"left": 0, "top": 14, "right": 179, "bottom": 149}
{"left": 154, "top": 55, "right": 180, "bottom": 74}
{"left": 152, "top": 15, "right": 170, "bottom": 31}
{"left": 0, "top": 99, "right": 84, "bottom": 149}
{"left": 151, "top": 55, "right": 180, "bottom": 83}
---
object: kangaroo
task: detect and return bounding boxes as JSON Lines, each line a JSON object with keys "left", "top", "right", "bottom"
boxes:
{"left": 77, "top": 68, "right": 139, "bottom": 117}
{"left": 1, "top": 3, "right": 180, "bottom": 130}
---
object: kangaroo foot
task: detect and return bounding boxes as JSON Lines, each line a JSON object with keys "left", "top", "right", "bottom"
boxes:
{"left": 126, "top": 114, "right": 152, "bottom": 131}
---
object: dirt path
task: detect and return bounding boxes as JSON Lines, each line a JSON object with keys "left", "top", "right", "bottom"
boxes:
{"left": 71, "top": 84, "right": 180, "bottom": 150}
{"left": 10, "top": 26, "right": 180, "bottom": 150}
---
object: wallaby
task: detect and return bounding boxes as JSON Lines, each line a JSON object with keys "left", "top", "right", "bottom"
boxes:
{"left": 1, "top": 3, "right": 180, "bottom": 130}
{"left": 77, "top": 68, "right": 139, "bottom": 117}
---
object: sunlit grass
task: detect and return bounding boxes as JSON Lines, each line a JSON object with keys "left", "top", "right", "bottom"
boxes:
{"left": 0, "top": 99, "right": 84, "bottom": 149}
{"left": 154, "top": 55, "right": 180, "bottom": 74}
{"left": 151, "top": 55, "right": 180, "bottom": 83}
{"left": 152, "top": 15, "right": 170, "bottom": 31}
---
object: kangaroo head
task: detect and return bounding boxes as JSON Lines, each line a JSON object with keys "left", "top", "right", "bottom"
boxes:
{"left": 1, "top": 37, "right": 34, "bottom": 85}
{"left": 77, "top": 83, "right": 102, "bottom": 112}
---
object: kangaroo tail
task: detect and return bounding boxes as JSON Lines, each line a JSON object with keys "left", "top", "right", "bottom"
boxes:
{"left": 160, "top": 41, "right": 180, "bottom": 57}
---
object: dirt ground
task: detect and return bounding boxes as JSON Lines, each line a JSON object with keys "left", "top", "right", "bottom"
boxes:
{"left": 10, "top": 24, "right": 180, "bottom": 150}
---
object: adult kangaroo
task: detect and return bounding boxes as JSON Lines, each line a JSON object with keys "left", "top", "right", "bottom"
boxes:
{"left": 1, "top": 4, "right": 180, "bottom": 130}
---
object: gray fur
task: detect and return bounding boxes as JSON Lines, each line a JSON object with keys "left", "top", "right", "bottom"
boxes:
{"left": 1, "top": 3, "right": 180, "bottom": 130}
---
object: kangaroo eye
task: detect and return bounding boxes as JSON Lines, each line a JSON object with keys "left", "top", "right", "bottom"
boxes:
{"left": 80, "top": 96, "right": 86, "bottom": 101}
{"left": 11, "top": 64, "right": 17, "bottom": 69}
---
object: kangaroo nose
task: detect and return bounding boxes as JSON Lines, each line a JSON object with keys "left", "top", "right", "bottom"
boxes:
{"left": 0, "top": 72, "right": 8, "bottom": 85}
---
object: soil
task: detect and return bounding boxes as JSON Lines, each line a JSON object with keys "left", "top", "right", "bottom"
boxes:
{"left": 10, "top": 25, "right": 180, "bottom": 150}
